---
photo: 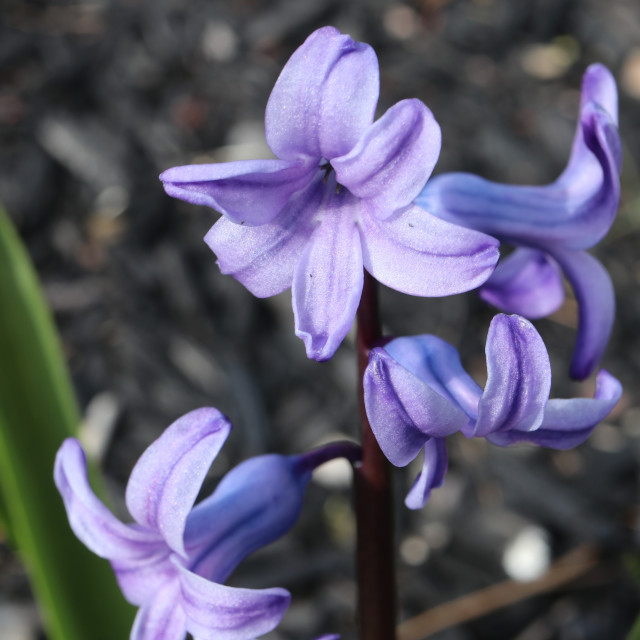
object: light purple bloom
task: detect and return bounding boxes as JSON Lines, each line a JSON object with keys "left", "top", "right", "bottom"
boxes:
{"left": 160, "top": 26, "right": 499, "bottom": 361}
{"left": 364, "top": 314, "right": 621, "bottom": 509}
{"left": 54, "top": 408, "right": 355, "bottom": 640}
{"left": 416, "top": 64, "right": 621, "bottom": 379}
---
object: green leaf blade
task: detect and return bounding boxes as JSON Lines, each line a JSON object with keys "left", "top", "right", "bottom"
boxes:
{"left": 0, "top": 206, "right": 135, "bottom": 640}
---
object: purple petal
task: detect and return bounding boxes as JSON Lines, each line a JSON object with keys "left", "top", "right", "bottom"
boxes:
{"left": 562, "top": 64, "right": 620, "bottom": 183}
{"left": 359, "top": 203, "right": 499, "bottom": 296}
{"left": 565, "top": 102, "right": 621, "bottom": 242}
{"left": 473, "top": 314, "right": 551, "bottom": 438}
{"left": 417, "top": 69, "right": 620, "bottom": 250}
{"left": 549, "top": 248, "right": 615, "bottom": 380}
{"left": 580, "top": 63, "right": 618, "bottom": 124}
{"left": 184, "top": 455, "right": 309, "bottom": 584}
{"left": 130, "top": 580, "right": 186, "bottom": 640}
{"left": 205, "top": 175, "right": 322, "bottom": 298}
{"left": 487, "top": 370, "right": 621, "bottom": 449}
{"left": 364, "top": 348, "right": 435, "bottom": 466}
{"left": 292, "top": 184, "right": 364, "bottom": 360}
{"left": 54, "top": 438, "right": 162, "bottom": 560}
{"left": 160, "top": 159, "right": 315, "bottom": 225}
{"left": 110, "top": 542, "right": 175, "bottom": 607}
{"left": 405, "top": 438, "right": 448, "bottom": 510}
{"left": 265, "top": 26, "right": 379, "bottom": 161}
{"left": 364, "top": 347, "right": 468, "bottom": 467}
{"left": 479, "top": 248, "right": 565, "bottom": 319}
{"left": 332, "top": 99, "right": 441, "bottom": 218}
{"left": 125, "top": 408, "right": 232, "bottom": 558}
{"left": 383, "top": 335, "right": 482, "bottom": 419}
{"left": 177, "top": 562, "right": 290, "bottom": 640}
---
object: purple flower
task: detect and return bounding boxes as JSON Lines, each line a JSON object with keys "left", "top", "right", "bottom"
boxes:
{"left": 160, "top": 26, "right": 499, "bottom": 361}
{"left": 54, "top": 408, "right": 355, "bottom": 640}
{"left": 416, "top": 64, "right": 621, "bottom": 379}
{"left": 364, "top": 314, "right": 621, "bottom": 509}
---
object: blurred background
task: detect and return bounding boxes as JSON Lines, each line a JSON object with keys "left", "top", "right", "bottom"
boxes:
{"left": 1, "top": 0, "right": 640, "bottom": 638}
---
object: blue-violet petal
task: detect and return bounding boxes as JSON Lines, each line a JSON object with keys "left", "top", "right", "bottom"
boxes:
{"left": 160, "top": 159, "right": 316, "bottom": 226}
{"left": 332, "top": 99, "right": 441, "bottom": 218}
{"left": 359, "top": 203, "right": 499, "bottom": 297}
{"left": 479, "top": 248, "right": 565, "bottom": 319}
{"left": 265, "top": 26, "right": 379, "bottom": 161}
{"left": 473, "top": 314, "right": 551, "bottom": 437}
{"left": 125, "top": 408, "right": 231, "bottom": 558}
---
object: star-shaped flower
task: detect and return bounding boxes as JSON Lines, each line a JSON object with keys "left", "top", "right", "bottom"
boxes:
{"left": 55, "top": 408, "right": 352, "bottom": 640}
{"left": 417, "top": 64, "right": 621, "bottom": 379}
{"left": 364, "top": 314, "right": 622, "bottom": 509}
{"left": 161, "top": 26, "right": 499, "bottom": 361}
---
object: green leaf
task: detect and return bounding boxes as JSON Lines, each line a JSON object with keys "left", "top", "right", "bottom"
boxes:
{"left": 624, "top": 553, "right": 640, "bottom": 640}
{"left": 0, "top": 206, "right": 135, "bottom": 639}
{"left": 627, "top": 614, "right": 640, "bottom": 640}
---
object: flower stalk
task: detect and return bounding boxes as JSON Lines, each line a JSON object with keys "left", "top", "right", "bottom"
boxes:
{"left": 354, "top": 270, "right": 396, "bottom": 640}
{"left": 295, "top": 441, "right": 362, "bottom": 474}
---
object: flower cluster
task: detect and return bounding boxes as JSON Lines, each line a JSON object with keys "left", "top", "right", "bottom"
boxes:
{"left": 55, "top": 25, "right": 623, "bottom": 640}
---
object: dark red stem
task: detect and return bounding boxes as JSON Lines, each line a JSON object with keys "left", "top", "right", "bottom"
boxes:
{"left": 354, "top": 270, "right": 396, "bottom": 640}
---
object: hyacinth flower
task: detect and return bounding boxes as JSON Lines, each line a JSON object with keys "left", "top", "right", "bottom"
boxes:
{"left": 416, "top": 64, "right": 621, "bottom": 380}
{"left": 160, "top": 26, "right": 499, "bottom": 362}
{"left": 364, "top": 314, "right": 621, "bottom": 509}
{"left": 55, "top": 407, "right": 358, "bottom": 640}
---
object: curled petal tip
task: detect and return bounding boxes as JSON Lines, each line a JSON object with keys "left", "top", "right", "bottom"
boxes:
{"left": 126, "top": 407, "right": 232, "bottom": 558}
{"left": 594, "top": 368, "right": 623, "bottom": 403}
{"left": 473, "top": 314, "right": 551, "bottom": 437}
{"left": 582, "top": 63, "right": 618, "bottom": 123}
{"left": 404, "top": 438, "right": 448, "bottom": 510}
{"left": 296, "top": 328, "right": 341, "bottom": 362}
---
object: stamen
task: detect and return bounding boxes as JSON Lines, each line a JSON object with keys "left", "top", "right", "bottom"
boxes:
{"left": 319, "top": 160, "right": 344, "bottom": 194}
{"left": 320, "top": 161, "right": 333, "bottom": 184}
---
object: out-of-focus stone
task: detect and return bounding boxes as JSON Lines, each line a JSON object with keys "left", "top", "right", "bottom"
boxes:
{"left": 622, "top": 48, "right": 640, "bottom": 100}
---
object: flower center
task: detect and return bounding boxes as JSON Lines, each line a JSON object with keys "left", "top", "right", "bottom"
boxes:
{"left": 319, "top": 160, "right": 344, "bottom": 194}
